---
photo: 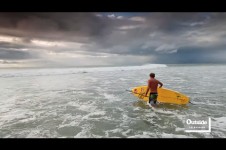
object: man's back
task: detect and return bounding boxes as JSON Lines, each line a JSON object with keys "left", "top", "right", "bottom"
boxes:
{"left": 145, "top": 73, "right": 163, "bottom": 106}
{"left": 148, "top": 78, "right": 161, "bottom": 93}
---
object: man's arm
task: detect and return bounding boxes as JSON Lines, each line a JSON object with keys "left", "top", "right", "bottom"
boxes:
{"left": 145, "top": 87, "right": 149, "bottom": 97}
{"left": 158, "top": 81, "right": 163, "bottom": 88}
{"left": 145, "top": 81, "right": 150, "bottom": 96}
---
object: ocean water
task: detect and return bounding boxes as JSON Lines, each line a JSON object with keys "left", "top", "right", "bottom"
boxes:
{"left": 0, "top": 64, "right": 226, "bottom": 138}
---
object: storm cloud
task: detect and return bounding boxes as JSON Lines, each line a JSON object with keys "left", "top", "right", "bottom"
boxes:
{"left": 0, "top": 12, "right": 226, "bottom": 67}
{"left": 0, "top": 48, "right": 36, "bottom": 60}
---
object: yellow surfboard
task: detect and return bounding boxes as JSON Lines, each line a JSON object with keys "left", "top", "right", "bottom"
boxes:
{"left": 131, "top": 85, "right": 190, "bottom": 105}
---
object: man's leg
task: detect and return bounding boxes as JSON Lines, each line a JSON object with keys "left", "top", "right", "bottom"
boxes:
{"left": 149, "top": 95, "right": 152, "bottom": 104}
{"left": 150, "top": 94, "right": 158, "bottom": 106}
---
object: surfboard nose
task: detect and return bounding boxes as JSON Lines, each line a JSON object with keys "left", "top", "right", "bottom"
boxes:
{"left": 132, "top": 88, "right": 137, "bottom": 93}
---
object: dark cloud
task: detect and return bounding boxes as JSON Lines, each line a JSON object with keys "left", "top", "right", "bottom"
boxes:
{"left": 0, "top": 49, "right": 35, "bottom": 60}
{"left": 0, "top": 12, "right": 226, "bottom": 67}
{"left": 151, "top": 47, "right": 226, "bottom": 64}
{"left": 0, "top": 42, "right": 25, "bottom": 49}
{"left": 0, "top": 13, "right": 108, "bottom": 43}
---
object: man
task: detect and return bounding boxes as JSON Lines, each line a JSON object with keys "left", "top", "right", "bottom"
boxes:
{"left": 145, "top": 73, "right": 163, "bottom": 106}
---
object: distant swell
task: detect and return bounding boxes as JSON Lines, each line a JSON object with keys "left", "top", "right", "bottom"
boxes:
{"left": 0, "top": 64, "right": 167, "bottom": 78}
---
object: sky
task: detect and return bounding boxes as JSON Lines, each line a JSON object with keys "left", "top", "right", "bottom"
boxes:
{"left": 0, "top": 12, "right": 226, "bottom": 68}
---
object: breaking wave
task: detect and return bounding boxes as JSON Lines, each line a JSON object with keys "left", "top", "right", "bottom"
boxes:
{"left": 0, "top": 64, "right": 167, "bottom": 78}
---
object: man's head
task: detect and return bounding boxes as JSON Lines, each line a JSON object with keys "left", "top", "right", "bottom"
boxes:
{"left": 150, "top": 73, "right": 155, "bottom": 78}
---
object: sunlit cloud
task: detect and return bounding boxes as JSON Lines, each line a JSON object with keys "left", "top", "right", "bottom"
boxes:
{"left": 129, "top": 16, "right": 146, "bottom": 22}
{"left": 0, "top": 35, "right": 22, "bottom": 43}
{"left": 31, "top": 39, "right": 65, "bottom": 47}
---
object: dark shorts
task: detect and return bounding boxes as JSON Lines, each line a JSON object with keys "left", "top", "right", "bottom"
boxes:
{"left": 149, "top": 93, "right": 158, "bottom": 104}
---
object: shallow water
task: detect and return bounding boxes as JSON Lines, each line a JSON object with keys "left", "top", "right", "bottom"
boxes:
{"left": 0, "top": 64, "right": 226, "bottom": 138}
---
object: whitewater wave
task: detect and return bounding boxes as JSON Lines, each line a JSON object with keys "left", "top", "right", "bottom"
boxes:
{"left": 0, "top": 64, "right": 167, "bottom": 78}
{"left": 90, "top": 64, "right": 167, "bottom": 71}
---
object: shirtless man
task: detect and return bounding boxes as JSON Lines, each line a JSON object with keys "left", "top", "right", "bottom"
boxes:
{"left": 145, "top": 73, "right": 163, "bottom": 106}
